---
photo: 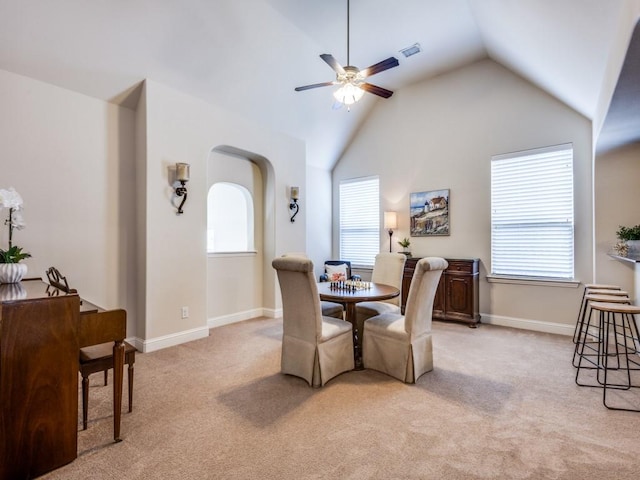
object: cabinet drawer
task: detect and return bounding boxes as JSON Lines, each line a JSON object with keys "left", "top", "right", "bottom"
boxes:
{"left": 446, "top": 260, "right": 475, "bottom": 274}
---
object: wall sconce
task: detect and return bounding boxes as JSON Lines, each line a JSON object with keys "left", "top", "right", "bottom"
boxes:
{"left": 175, "top": 163, "right": 190, "bottom": 215}
{"left": 289, "top": 186, "right": 299, "bottom": 223}
{"left": 383, "top": 211, "right": 397, "bottom": 252}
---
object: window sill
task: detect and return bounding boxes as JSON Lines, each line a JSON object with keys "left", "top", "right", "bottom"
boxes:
{"left": 486, "top": 274, "right": 580, "bottom": 288}
{"left": 208, "top": 251, "right": 257, "bottom": 258}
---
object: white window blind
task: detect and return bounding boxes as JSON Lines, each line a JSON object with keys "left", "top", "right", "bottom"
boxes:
{"left": 339, "top": 176, "right": 380, "bottom": 267}
{"left": 491, "top": 144, "right": 574, "bottom": 279}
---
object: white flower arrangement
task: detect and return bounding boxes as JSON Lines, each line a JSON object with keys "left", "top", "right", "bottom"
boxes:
{"left": 0, "top": 187, "right": 31, "bottom": 263}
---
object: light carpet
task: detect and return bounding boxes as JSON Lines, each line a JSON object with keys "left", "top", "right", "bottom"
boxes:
{"left": 41, "top": 318, "right": 640, "bottom": 480}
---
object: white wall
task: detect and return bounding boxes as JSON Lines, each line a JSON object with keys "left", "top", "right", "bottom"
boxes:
{"left": 140, "top": 80, "right": 306, "bottom": 351}
{"left": 332, "top": 59, "right": 593, "bottom": 332}
{"left": 305, "top": 164, "right": 333, "bottom": 279}
{"left": 206, "top": 151, "right": 264, "bottom": 324}
{"left": 593, "top": 2, "right": 640, "bottom": 140}
{"left": 594, "top": 142, "right": 640, "bottom": 299}
{"left": 0, "top": 68, "right": 138, "bottom": 337}
{"left": 0, "top": 69, "right": 309, "bottom": 352}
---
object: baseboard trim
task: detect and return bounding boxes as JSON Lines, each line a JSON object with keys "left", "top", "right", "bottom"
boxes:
{"left": 128, "top": 311, "right": 572, "bottom": 353}
{"left": 208, "top": 307, "right": 282, "bottom": 329}
{"left": 136, "top": 326, "right": 210, "bottom": 353}
{"left": 130, "top": 309, "right": 283, "bottom": 353}
{"left": 262, "top": 307, "right": 282, "bottom": 319}
{"left": 480, "top": 313, "right": 574, "bottom": 336}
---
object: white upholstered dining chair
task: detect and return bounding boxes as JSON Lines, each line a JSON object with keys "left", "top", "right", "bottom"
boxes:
{"left": 355, "top": 253, "right": 406, "bottom": 333}
{"left": 362, "top": 257, "right": 448, "bottom": 383}
{"left": 272, "top": 255, "right": 355, "bottom": 387}
{"left": 280, "top": 253, "right": 345, "bottom": 320}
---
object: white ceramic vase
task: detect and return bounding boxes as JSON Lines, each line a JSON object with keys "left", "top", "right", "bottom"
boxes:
{"left": 0, "top": 282, "right": 26, "bottom": 300}
{"left": 0, "top": 263, "right": 28, "bottom": 284}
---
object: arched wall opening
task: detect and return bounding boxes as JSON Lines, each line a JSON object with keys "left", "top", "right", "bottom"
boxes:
{"left": 206, "top": 145, "right": 276, "bottom": 326}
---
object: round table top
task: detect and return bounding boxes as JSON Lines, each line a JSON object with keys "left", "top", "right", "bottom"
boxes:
{"left": 317, "top": 281, "right": 399, "bottom": 304}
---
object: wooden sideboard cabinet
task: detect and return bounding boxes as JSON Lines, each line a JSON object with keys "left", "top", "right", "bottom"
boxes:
{"left": 401, "top": 257, "right": 480, "bottom": 327}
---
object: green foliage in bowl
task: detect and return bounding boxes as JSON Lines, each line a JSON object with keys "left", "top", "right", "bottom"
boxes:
{"left": 0, "top": 245, "right": 31, "bottom": 263}
{"left": 616, "top": 225, "right": 640, "bottom": 241}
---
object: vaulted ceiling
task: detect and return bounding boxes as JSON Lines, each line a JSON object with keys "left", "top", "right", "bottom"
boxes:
{"left": 0, "top": 0, "right": 638, "bottom": 169}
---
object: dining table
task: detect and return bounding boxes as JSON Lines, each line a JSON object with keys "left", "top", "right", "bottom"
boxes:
{"left": 317, "top": 280, "right": 400, "bottom": 369}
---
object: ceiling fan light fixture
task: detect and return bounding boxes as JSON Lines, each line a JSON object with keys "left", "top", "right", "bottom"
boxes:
{"left": 333, "top": 82, "right": 364, "bottom": 105}
{"left": 294, "top": 0, "right": 399, "bottom": 107}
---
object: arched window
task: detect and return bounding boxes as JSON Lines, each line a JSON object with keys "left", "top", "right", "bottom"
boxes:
{"left": 207, "top": 182, "right": 255, "bottom": 253}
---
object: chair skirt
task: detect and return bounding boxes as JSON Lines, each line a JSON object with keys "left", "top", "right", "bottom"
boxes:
{"left": 363, "top": 314, "right": 433, "bottom": 383}
{"left": 281, "top": 316, "right": 354, "bottom": 387}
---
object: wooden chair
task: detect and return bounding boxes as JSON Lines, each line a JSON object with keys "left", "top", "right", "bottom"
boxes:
{"left": 80, "top": 340, "right": 137, "bottom": 430}
{"left": 78, "top": 308, "right": 128, "bottom": 442}
{"left": 46, "top": 266, "right": 130, "bottom": 441}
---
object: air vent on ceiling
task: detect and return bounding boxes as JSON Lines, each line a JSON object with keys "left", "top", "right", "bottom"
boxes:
{"left": 399, "top": 43, "right": 422, "bottom": 58}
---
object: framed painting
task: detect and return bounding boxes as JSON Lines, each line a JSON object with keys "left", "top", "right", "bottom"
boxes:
{"left": 410, "top": 189, "right": 450, "bottom": 236}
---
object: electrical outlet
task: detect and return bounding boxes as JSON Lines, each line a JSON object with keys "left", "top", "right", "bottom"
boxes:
{"left": 181, "top": 306, "right": 189, "bottom": 319}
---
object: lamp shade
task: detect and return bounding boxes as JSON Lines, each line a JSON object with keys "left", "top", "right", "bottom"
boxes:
{"left": 384, "top": 211, "right": 397, "bottom": 230}
{"left": 176, "top": 163, "right": 190, "bottom": 182}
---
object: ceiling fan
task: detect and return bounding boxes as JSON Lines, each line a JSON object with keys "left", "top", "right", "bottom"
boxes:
{"left": 294, "top": 0, "right": 400, "bottom": 108}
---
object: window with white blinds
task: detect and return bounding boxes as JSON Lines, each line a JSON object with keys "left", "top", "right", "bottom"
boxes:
{"left": 339, "top": 176, "right": 380, "bottom": 268}
{"left": 491, "top": 144, "right": 574, "bottom": 279}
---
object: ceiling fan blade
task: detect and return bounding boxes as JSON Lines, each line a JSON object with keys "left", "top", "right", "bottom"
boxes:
{"left": 295, "top": 81, "right": 336, "bottom": 92}
{"left": 360, "top": 57, "right": 400, "bottom": 78}
{"left": 361, "top": 82, "right": 394, "bottom": 99}
{"left": 320, "top": 54, "right": 346, "bottom": 74}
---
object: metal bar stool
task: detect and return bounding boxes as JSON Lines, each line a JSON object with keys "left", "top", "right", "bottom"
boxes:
{"left": 575, "top": 301, "right": 640, "bottom": 412}
{"left": 572, "top": 284, "right": 623, "bottom": 344}
{"left": 573, "top": 293, "right": 630, "bottom": 368}
{"left": 573, "top": 288, "right": 628, "bottom": 347}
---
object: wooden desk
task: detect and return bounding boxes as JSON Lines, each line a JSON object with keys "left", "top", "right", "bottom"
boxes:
{"left": 0, "top": 279, "right": 125, "bottom": 480}
{"left": 317, "top": 281, "right": 399, "bottom": 368}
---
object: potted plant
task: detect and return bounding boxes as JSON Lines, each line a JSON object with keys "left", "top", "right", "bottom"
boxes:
{"left": 0, "top": 187, "right": 31, "bottom": 283}
{"left": 616, "top": 224, "right": 640, "bottom": 257}
{"left": 398, "top": 237, "right": 411, "bottom": 256}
